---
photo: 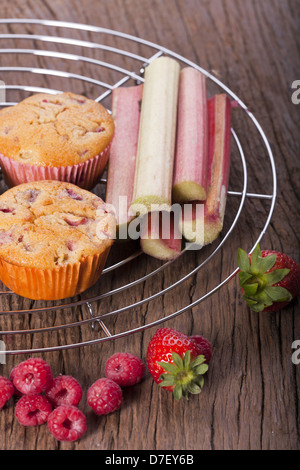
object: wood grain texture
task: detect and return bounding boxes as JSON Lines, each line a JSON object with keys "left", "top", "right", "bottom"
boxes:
{"left": 0, "top": 0, "right": 299, "bottom": 451}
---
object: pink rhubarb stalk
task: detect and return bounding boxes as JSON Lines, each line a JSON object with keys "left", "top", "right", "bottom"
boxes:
{"left": 105, "top": 84, "right": 143, "bottom": 235}
{"left": 172, "top": 67, "right": 208, "bottom": 203}
{"left": 140, "top": 211, "right": 182, "bottom": 261}
{"left": 181, "top": 94, "right": 232, "bottom": 245}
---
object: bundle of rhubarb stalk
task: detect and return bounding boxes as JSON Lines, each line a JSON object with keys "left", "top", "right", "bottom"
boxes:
{"left": 105, "top": 56, "right": 232, "bottom": 261}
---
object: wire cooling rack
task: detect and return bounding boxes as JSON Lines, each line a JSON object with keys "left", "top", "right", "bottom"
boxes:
{"left": 0, "top": 19, "right": 277, "bottom": 355}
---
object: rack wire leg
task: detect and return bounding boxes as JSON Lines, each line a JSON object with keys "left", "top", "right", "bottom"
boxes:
{"left": 86, "top": 302, "right": 112, "bottom": 336}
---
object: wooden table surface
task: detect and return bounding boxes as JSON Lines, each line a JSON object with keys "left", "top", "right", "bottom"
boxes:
{"left": 0, "top": 0, "right": 299, "bottom": 452}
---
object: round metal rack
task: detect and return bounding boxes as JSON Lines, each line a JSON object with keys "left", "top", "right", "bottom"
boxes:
{"left": 0, "top": 19, "right": 277, "bottom": 355}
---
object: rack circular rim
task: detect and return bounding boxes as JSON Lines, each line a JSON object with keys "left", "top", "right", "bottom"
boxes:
{"left": 0, "top": 18, "right": 277, "bottom": 355}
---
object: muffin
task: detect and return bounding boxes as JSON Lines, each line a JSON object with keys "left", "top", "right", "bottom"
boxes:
{"left": 0, "top": 180, "right": 116, "bottom": 300}
{"left": 0, "top": 92, "right": 115, "bottom": 190}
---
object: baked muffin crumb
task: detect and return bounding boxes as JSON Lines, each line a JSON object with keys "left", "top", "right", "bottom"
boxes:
{"left": 0, "top": 181, "right": 115, "bottom": 270}
{"left": 0, "top": 92, "right": 115, "bottom": 167}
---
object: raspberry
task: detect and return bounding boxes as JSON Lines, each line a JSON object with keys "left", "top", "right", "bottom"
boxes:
{"left": 0, "top": 376, "right": 14, "bottom": 409}
{"left": 15, "top": 394, "right": 52, "bottom": 426}
{"left": 48, "top": 405, "right": 87, "bottom": 442}
{"left": 12, "top": 357, "right": 53, "bottom": 395}
{"left": 104, "top": 352, "right": 145, "bottom": 387}
{"left": 87, "top": 378, "right": 123, "bottom": 415}
{"left": 10, "top": 366, "right": 23, "bottom": 396}
{"left": 190, "top": 335, "right": 212, "bottom": 363}
{"left": 45, "top": 375, "right": 82, "bottom": 408}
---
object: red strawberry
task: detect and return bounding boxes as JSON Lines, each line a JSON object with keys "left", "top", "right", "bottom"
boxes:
{"left": 237, "top": 244, "right": 300, "bottom": 313}
{"left": 146, "top": 327, "right": 209, "bottom": 400}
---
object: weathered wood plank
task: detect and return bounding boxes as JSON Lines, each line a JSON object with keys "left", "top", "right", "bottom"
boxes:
{"left": 0, "top": 0, "right": 299, "bottom": 451}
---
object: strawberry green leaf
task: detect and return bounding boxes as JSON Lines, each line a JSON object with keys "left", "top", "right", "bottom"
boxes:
{"left": 244, "top": 288, "right": 272, "bottom": 305}
{"left": 239, "top": 271, "right": 253, "bottom": 285}
{"left": 249, "top": 244, "right": 263, "bottom": 274}
{"left": 250, "top": 302, "right": 266, "bottom": 312}
{"left": 252, "top": 243, "right": 262, "bottom": 257}
{"left": 183, "top": 350, "right": 191, "bottom": 369}
{"left": 242, "top": 295, "right": 258, "bottom": 306}
{"left": 158, "top": 361, "right": 178, "bottom": 375}
{"left": 158, "top": 374, "right": 175, "bottom": 387}
{"left": 187, "top": 383, "right": 202, "bottom": 395}
{"left": 243, "top": 283, "right": 259, "bottom": 296}
{"left": 237, "top": 248, "right": 251, "bottom": 272}
{"left": 193, "top": 364, "right": 209, "bottom": 376}
{"left": 172, "top": 352, "right": 184, "bottom": 369}
{"left": 173, "top": 384, "right": 183, "bottom": 401}
{"left": 243, "top": 294, "right": 272, "bottom": 311}
{"left": 258, "top": 292, "right": 274, "bottom": 306}
{"left": 259, "top": 254, "right": 277, "bottom": 273}
{"left": 263, "top": 268, "right": 290, "bottom": 286}
{"left": 264, "top": 286, "right": 292, "bottom": 302}
{"left": 190, "top": 355, "right": 206, "bottom": 368}
{"left": 197, "top": 376, "right": 204, "bottom": 388}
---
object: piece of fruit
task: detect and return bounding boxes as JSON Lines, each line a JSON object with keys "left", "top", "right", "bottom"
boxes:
{"left": 172, "top": 67, "right": 208, "bottom": 203}
{"left": 237, "top": 243, "right": 300, "bottom": 313}
{"left": 146, "top": 327, "right": 209, "bottom": 400}
{"left": 140, "top": 210, "right": 182, "bottom": 260}
{"left": 190, "top": 335, "right": 213, "bottom": 363}
{"left": 0, "top": 376, "right": 14, "bottom": 409}
{"left": 180, "top": 94, "right": 232, "bottom": 246}
{"left": 9, "top": 366, "right": 24, "bottom": 397}
{"left": 130, "top": 56, "right": 180, "bottom": 217}
{"left": 45, "top": 375, "right": 83, "bottom": 408}
{"left": 47, "top": 405, "right": 87, "bottom": 442}
{"left": 105, "top": 84, "right": 143, "bottom": 237}
{"left": 87, "top": 378, "right": 123, "bottom": 415}
{"left": 104, "top": 352, "right": 145, "bottom": 387}
{"left": 15, "top": 394, "right": 52, "bottom": 426}
{"left": 11, "top": 357, "right": 53, "bottom": 395}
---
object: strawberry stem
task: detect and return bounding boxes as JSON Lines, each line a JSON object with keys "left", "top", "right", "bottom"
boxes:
{"left": 158, "top": 351, "right": 208, "bottom": 400}
{"left": 237, "top": 244, "right": 292, "bottom": 312}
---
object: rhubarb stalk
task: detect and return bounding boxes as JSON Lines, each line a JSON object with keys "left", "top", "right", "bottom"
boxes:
{"left": 105, "top": 84, "right": 143, "bottom": 235}
{"left": 172, "top": 67, "right": 208, "bottom": 203}
{"left": 140, "top": 211, "right": 182, "bottom": 261}
{"left": 130, "top": 57, "right": 180, "bottom": 217}
{"left": 180, "top": 94, "right": 232, "bottom": 246}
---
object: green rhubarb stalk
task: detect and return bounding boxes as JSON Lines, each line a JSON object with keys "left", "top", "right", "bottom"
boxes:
{"left": 130, "top": 57, "right": 180, "bottom": 217}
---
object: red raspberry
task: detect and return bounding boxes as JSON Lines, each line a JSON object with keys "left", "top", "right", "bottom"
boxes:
{"left": 12, "top": 357, "right": 53, "bottom": 395}
{"left": 87, "top": 378, "right": 122, "bottom": 415}
{"left": 15, "top": 394, "right": 52, "bottom": 426}
{"left": 104, "top": 352, "right": 145, "bottom": 387}
{"left": 45, "top": 375, "right": 82, "bottom": 408}
{"left": 190, "top": 335, "right": 212, "bottom": 363}
{"left": 10, "top": 365, "right": 23, "bottom": 396}
{"left": 48, "top": 405, "right": 87, "bottom": 442}
{"left": 0, "top": 376, "right": 14, "bottom": 409}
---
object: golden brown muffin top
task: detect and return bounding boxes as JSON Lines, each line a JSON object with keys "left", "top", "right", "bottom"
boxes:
{"left": 0, "top": 180, "right": 115, "bottom": 269}
{"left": 0, "top": 92, "right": 115, "bottom": 167}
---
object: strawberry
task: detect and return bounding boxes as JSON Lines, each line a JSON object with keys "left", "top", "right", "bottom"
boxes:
{"left": 237, "top": 244, "right": 300, "bottom": 313}
{"left": 146, "top": 327, "right": 209, "bottom": 400}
